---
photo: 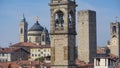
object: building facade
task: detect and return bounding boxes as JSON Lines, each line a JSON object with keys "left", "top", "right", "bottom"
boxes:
{"left": 19, "top": 16, "right": 50, "bottom": 45}
{"left": 108, "top": 22, "right": 120, "bottom": 58}
{"left": 78, "top": 10, "right": 97, "bottom": 63}
{"left": 0, "top": 48, "right": 30, "bottom": 62}
{"left": 49, "top": 0, "right": 77, "bottom": 68}
{"left": 94, "top": 56, "right": 115, "bottom": 68}
{"left": 97, "top": 47, "right": 110, "bottom": 55}
{"left": 0, "top": 52, "right": 11, "bottom": 62}
{"left": 30, "top": 46, "right": 51, "bottom": 61}
{"left": 10, "top": 42, "right": 51, "bottom": 62}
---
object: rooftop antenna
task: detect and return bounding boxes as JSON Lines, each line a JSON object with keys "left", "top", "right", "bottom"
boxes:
{"left": 23, "top": 13, "right": 25, "bottom": 18}
{"left": 23, "top": 13, "right": 26, "bottom": 21}
{"left": 115, "top": 16, "right": 118, "bottom": 22}
{"left": 9, "top": 42, "right": 12, "bottom": 46}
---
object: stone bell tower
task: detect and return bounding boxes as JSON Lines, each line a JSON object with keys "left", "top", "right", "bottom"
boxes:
{"left": 19, "top": 14, "right": 28, "bottom": 42}
{"left": 109, "top": 21, "right": 120, "bottom": 57}
{"left": 49, "top": 0, "right": 77, "bottom": 68}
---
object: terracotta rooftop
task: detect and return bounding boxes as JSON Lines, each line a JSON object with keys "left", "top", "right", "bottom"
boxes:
{"left": 76, "top": 59, "right": 93, "bottom": 68}
{"left": 94, "top": 54, "right": 119, "bottom": 62}
{"left": 109, "top": 54, "right": 120, "bottom": 61}
{"left": 10, "top": 42, "right": 50, "bottom": 48}
{"left": 10, "top": 42, "right": 37, "bottom": 47}
{"left": 0, "top": 62, "right": 19, "bottom": 68}
{"left": 0, "top": 48, "right": 22, "bottom": 53}
{"left": 0, "top": 60, "right": 50, "bottom": 68}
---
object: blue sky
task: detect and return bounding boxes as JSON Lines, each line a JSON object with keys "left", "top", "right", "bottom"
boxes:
{"left": 0, "top": 0, "right": 120, "bottom": 47}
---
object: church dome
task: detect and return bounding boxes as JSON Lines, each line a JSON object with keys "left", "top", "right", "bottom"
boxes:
{"left": 28, "top": 22, "right": 44, "bottom": 31}
{"left": 28, "top": 17, "right": 44, "bottom": 31}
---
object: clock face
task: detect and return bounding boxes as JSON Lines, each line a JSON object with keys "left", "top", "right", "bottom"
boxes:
{"left": 111, "top": 37, "right": 118, "bottom": 46}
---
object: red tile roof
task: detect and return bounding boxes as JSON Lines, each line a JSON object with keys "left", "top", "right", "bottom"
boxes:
{"left": 0, "top": 62, "right": 19, "bottom": 68}
{"left": 10, "top": 42, "right": 50, "bottom": 49}
{"left": 10, "top": 42, "right": 37, "bottom": 47}
{"left": 76, "top": 59, "right": 93, "bottom": 68}
{"left": 10, "top": 42, "right": 50, "bottom": 48}
{"left": 94, "top": 54, "right": 119, "bottom": 62}
{"left": 0, "top": 48, "right": 21, "bottom": 53}
{"left": 0, "top": 60, "right": 50, "bottom": 68}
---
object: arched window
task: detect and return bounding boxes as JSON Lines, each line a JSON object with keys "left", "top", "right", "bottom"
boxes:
{"left": 25, "top": 29, "right": 27, "bottom": 33}
{"left": 112, "top": 26, "right": 116, "bottom": 33}
{"left": 69, "top": 10, "right": 74, "bottom": 28}
{"left": 29, "top": 37, "right": 31, "bottom": 42}
{"left": 42, "top": 35, "right": 45, "bottom": 41}
{"left": 36, "top": 37, "right": 39, "bottom": 43}
{"left": 20, "top": 28, "right": 23, "bottom": 34}
{"left": 55, "top": 10, "right": 64, "bottom": 28}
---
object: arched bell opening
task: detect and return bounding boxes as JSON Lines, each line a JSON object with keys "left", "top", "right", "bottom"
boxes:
{"left": 69, "top": 10, "right": 74, "bottom": 28}
{"left": 54, "top": 10, "right": 64, "bottom": 30}
{"left": 112, "top": 26, "right": 116, "bottom": 33}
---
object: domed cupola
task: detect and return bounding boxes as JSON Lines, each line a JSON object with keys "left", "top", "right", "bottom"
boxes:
{"left": 27, "top": 16, "right": 45, "bottom": 44}
{"left": 28, "top": 16, "right": 44, "bottom": 31}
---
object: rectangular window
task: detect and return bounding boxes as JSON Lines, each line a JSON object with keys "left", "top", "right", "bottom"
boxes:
{"left": 108, "top": 59, "right": 110, "bottom": 66}
{"left": 105, "top": 59, "right": 107, "bottom": 66}
{"left": 2, "top": 53, "right": 4, "bottom": 56}
{"left": 41, "top": 52, "right": 43, "bottom": 54}
{"left": 35, "top": 54, "right": 37, "bottom": 56}
{"left": 6, "top": 59, "right": 7, "bottom": 62}
{"left": 96, "top": 58, "right": 100, "bottom": 66}
{"left": 32, "top": 54, "right": 34, "bottom": 57}
{"left": 44, "top": 49, "right": 46, "bottom": 52}
{"left": 47, "top": 54, "right": 49, "bottom": 56}
{"left": 44, "top": 54, "right": 46, "bottom": 57}
{"left": 38, "top": 54, "right": 41, "bottom": 56}
{"left": 38, "top": 49, "right": 40, "bottom": 52}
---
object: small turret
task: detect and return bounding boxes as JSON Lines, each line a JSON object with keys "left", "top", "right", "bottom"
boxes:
{"left": 41, "top": 27, "right": 50, "bottom": 45}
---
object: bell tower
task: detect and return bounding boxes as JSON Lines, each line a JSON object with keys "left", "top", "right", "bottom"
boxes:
{"left": 49, "top": 0, "right": 77, "bottom": 68}
{"left": 19, "top": 14, "right": 28, "bottom": 42}
{"left": 109, "top": 21, "right": 120, "bottom": 57}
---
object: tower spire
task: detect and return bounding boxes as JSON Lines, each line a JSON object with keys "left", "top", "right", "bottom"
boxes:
{"left": 22, "top": 13, "right": 26, "bottom": 22}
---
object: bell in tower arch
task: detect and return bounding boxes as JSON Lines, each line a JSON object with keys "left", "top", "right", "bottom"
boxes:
{"left": 112, "top": 26, "right": 116, "bottom": 33}
{"left": 54, "top": 10, "right": 64, "bottom": 30}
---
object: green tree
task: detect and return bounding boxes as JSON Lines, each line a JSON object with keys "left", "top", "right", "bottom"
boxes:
{"left": 35, "top": 57, "right": 45, "bottom": 62}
